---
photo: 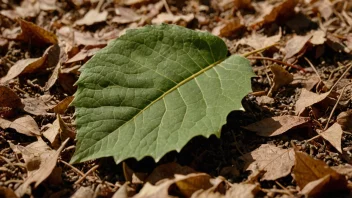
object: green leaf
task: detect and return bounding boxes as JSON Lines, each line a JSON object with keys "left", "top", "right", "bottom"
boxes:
{"left": 71, "top": 24, "right": 254, "bottom": 164}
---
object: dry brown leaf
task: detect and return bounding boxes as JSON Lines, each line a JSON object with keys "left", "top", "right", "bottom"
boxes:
{"left": 284, "top": 34, "right": 312, "bottom": 60}
{"left": 44, "top": 62, "right": 60, "bottom": 91}
{"left": 23, "top": 95, "right": 56, "bottom": 116}
{"left": 240, "top": 144, "right": 295, "bottom": 180}
{"left": 75, "top": 10, "right": 108, "bottom": 26}
{"left": 191, "top": 177, "right": 227, "bottom": 198}
{"left": 71, "top": 186, "right": 95, "bottom": 198}
{"left": 0, "top": 86, "right": 24, "bottom": 116}
{"left": 43, "top": 114, "right": 75, "bottom": 148}
{"left": 112, "top": 7, "right": 141, "bottom": 24}
{"left": 212, "top": 18, "right": 244, "bottom": 37}
{"left": 243, "top": 115, "right": 310, "bottom": 137}
{"left": 112, "top": 183, "right": 136, "bottom": 198}
{"left": 250, "top": 0, "right": 298, "bottom": 29}
{"left": 151, "top": 13, "right": 194, "bottom": 24}
{"left": 14, "top": 1, "right": 40, "bottom": 18}
{"left": 300, "top": 175, "right": 331, "bottom": 196}
{"left": 0, "top": 186, "right": 19, "bottom": 198}
{"left": 237, "top": 31, "right": 281, "bottom": 50}
{"left": 0, "top": 115, "right": 41, "bottom": 136}
{"left": 53, "top": 96, "right": 74, "bottom": 114}
{"left": 119, "top": 0, "right": 151, "bottom": 6}
{"left": 270, "top": 65, "right": 294, "bottom": 93}
{"left": 15, "top": 138, "right": 69, "bottom": 197}
{"left": 320, "top": 123, "right": 343, "bottom": 153}
{"left": 66, "top": 46, "right": 103, "bottom": 63}
{"left": 293, "top": 151, "right": 347, "bottom": 195}
{"left": 337, "top": 110, "right": 352, "bottom": 132}
{"left": 225, "top": 183, "right": 260, "bottom": 198}
{"left": 17, "top": 19, "right": 58, "bottom": 46}
{"left": 0, "top": 44, "right": 60, "bottom": 84}
{"left": 135, "top": 173, "right": 213, "bottom": 198}
{"left": 313, "top": 0, "right": 333, "bottom": 20}
{"left": 57, "top": 27, "right": 108, "bottom": 47}
{"left": 58, "top": 73, "right": 77, "bottom": 95}
{"left": 146, "top": 162, "right": 197, "bottom": 184}
{"left": 309, "top": 30, "right": 326, "bottom": 45}
{"left": 332, "top": 165, "right": 352, "bottom": 179}
{"left": 295, "top": 88, "right": 331, "bottom": 115}
{"left": 326, "top": 34, "right": 350, "bottom": 54}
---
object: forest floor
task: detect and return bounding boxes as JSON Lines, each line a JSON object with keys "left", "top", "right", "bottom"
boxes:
{"left": 1, "top": 0, "right": 352, "bottom": 197}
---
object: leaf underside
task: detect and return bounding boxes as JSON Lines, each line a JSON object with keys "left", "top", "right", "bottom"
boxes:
{"left": 71, "top": 24, "right": 254, "bottom": 164}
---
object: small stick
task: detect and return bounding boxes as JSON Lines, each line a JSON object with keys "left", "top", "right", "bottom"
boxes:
{"left": 304, "top": 57, "right": 322, "bottom": 81}
{"left": 60, "top": 160, "right": 85, "bottom": 177}
{"left": 75, "top": 164, "right": 99, "bottom": 185}
{"left": 329, "top": 63, "right": 352, "bottom": 92}
{"left": 242, "top": 43, "right": 278, "bottom": 57}
{"left": 248, "top": 56, "right": 306, "bottom": 72}
{"left": 275, "top": 181, "right": 295, "bottom": 197}
{"left": 324, "top": 83, "right": 352, "bottom": 130}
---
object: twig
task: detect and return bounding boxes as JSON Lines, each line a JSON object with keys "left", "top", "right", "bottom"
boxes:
{"left": 248, "top": 56, "right": 306, "bottom": 72}
{"left": 304, "top": 57, "right": 322, "bottom": 81}
{"left": 60, "top": 160, "right": 85, "bottom": 177}
{"left": 242, "top": 43, "right": 278, "bottom": 57}
{"left": 74, "top": 164, "right": 99, "bottom": 185}
{"left": 275, "top": 181, "right": 295, "bottom": 197}
{"left": 162, "top": 0, "right": 172, "bottom": 15}
{"left": 329, "top": 63, "right": 352, "bottom": 92}
{"left": 324, "top": 83, "right": 352, "bottom": 130}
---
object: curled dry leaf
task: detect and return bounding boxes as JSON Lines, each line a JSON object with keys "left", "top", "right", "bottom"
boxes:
{"left": 0, "top": 44, "right": 60, "bottom": 84}
{"left": 237, "top": 31, "right": 281, "bottom": 50}
{"left": 293, "top": 151, "right": 347, "bottom": 196}
{"left": 0, "top": 86, "right": 24, "bottom": 116}
{"left": 300, "top": 175, "right": 331, "bottom": 197}
{"left": 0, "top": 187, "right": 18, "bottom": 198}
{"left": 337, "top": 110, "right": 352, "bottom": 132}
{"left": 0, "top": 115, "right": 41, "bottom": 136}
{"left": 270, "top": 64, "right": 293, "bottom": 93}
{"left": 44, "top": 62, "right": 60, "bottom": 91}
{"left": 17, "top": 19, "right": 58, "bottom": 46}
{"left": 284, "top": 34, "right": 312, "bottom": 60}
{"left": 320, "top": 123, "right": 343, "bottom": 153}
{"left": 15, "top": 138, "right": 69, "bottom": 197}
{"left": 295, "top": 88, "right": 331, "bottom": 115}
{"left": 53, "top": 96, "right": 74, "bottom": 114}
{"left": 135, "top": 173, "right": 213, "bottom": 198}
{"left": 243, "top": 115, "right": 310, "bottom": 137}
{"left": 250, "top": 0, "right": 298, "bottom": 29}
{"left": 66, "top": 46, "right": 104, "bottom": 63}
{"left": 43, "top": 114, "right": 75, "bottom": 148}
{"left": 23, "top": 95, "right": 56, "bottom": 116}
{"left": 212, "top": 18, "right": 244, "bottom": 37}
{"left": 75, "top": 10, "right": 108, "bottom": 26}
{"left": 146, "top": 162, "right": 197, "bottom": 184}
{"left": 225, "top": 183, "right": 260, "bottom": 198}
{"left": 309, "top": 30, "right": 326, "bottom": 45}
{"left": 240, "top": 144, "right": 295, "bottom": 180}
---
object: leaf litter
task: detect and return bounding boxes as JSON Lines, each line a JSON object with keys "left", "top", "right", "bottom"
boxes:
{"left": 1, "top": 0, "right": 352, "bottom": 197}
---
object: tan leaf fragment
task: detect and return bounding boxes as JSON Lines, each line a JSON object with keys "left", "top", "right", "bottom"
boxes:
{"left": 146, "top": 162, "right": 197, "bottom": 184}
{"left": 212, "top": 18, "right": 244, "bottom": 37}
{"left": 0, "top": 115, "right": 40, "bottom": 136}
{"left": 0, "top": 45, "right": 60, "bottom": 83}
{"left": 53, "top": 96, "right": 74, "bottom": 114}
{"left": 57, "top": 26, "right": 108, "bottom": 47}
{"left": 75, "top": 10, "right": 108, "bottom": 26}
{"left": 237, "top": 31, "right": 281, "bottom": 50}
{"left": 243, "top": 115, "right": 309, "bottom": 137}
{"left": 337, "top": 110, "right": 352, "bottom": 132}
{"left": 0, "top": 86, "right": 24, "bottom": 114}
{"left": 240, "top": 144, "right": 295, "bottom": 180}
{"left": 225, "top": 183, "right": 260, "bottom": 198}
{"left": 191, "top": 177, "right": 227, "bottom": 198}
{"left": 23, "top": 95, "right": 56, "bottom": 116}
{"left": 293, "top": 151, "right": 347, "bottom": 194}
{"left": 151, "top": 13, "right": 194, "bottom": 24}
{"left": 71, "top": 186, "right": 95, "bottom": 198}
{"left": 66, "top": 46, "right": 103, "bottom": 63}
{"left": 309, "top": 30, "right": 326, "bottom": 45}
{"left": 332, "top": 165, "right": 352, "bottom": 179}
{"left": 17, "top": 19, "right": 58, "bottom": 46}
{"left": 270, "top": 65, "right": 294, "bottom": 93}
{"left": 112, "top": 7, "right": 141, "bottom": 24}
{"left": 284, "top": 34, "right": 312, "bottom": 60}
{"left": 326, "top": 34, "right": 350, "bottom": 54}
{"left": 112, "top": 183, "right": 136, "bottom": 198}
{"left": 15, "top": 138, "right": 69, "bottom": 197}
{"left": 320, "top": 123, "right": 343, "bottom": 153}
{"left": 44, "top": 62, "right": 60, "bottom": 91}
{"left": 295, "top": 88, "right": 330, "bottom": 115}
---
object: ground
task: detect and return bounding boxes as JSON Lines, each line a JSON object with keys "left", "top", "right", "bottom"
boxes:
{"left": 0, "top": 0, "right": 352, "bottom": 197}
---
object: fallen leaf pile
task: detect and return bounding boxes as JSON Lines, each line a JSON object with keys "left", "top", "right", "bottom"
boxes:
{"left": 1, "top": 0, "right": 352, "bottom": 197}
